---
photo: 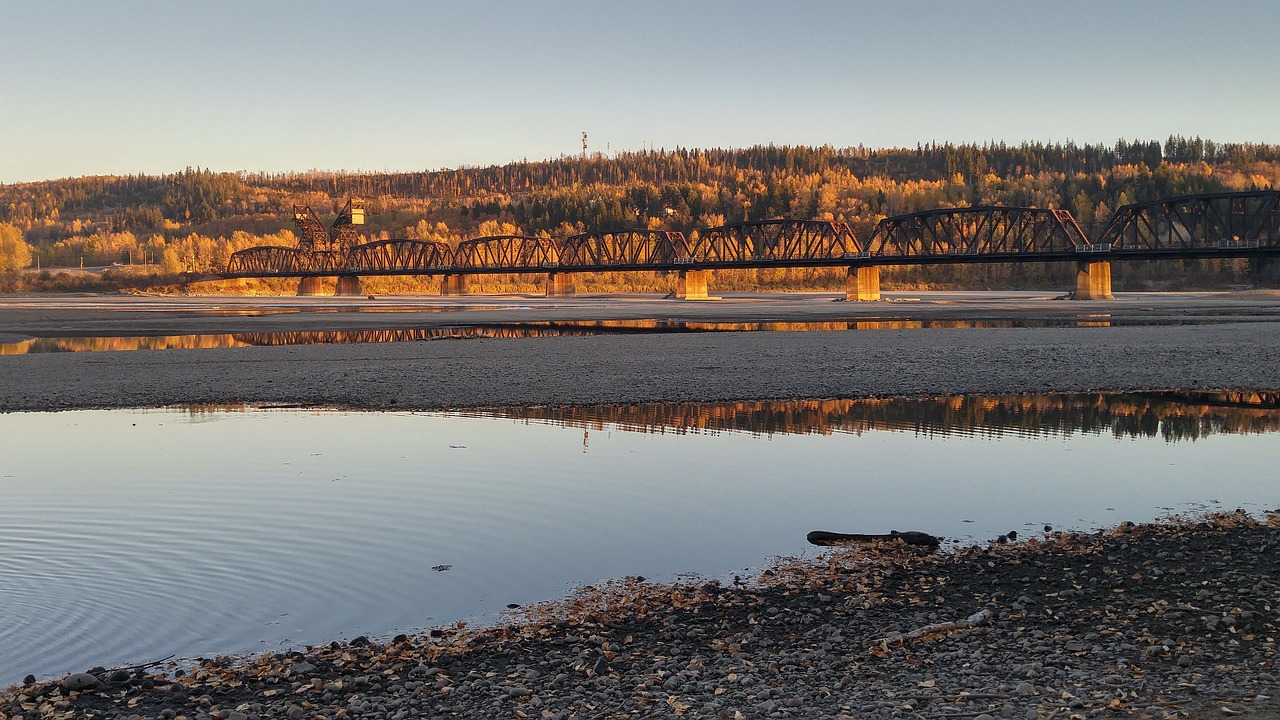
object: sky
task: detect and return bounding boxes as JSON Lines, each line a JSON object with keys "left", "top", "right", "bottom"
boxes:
{"left": 3, "top": 0, "right": 1279, "bottom": 183}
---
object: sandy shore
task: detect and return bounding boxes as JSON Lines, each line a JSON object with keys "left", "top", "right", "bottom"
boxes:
{"left": 3, "top": 291, "right": 1280, "bottom": 412}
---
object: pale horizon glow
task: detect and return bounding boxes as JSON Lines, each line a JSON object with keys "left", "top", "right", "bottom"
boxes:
{"left": 4, "top": 0, "right": 1279, "bottom": 184}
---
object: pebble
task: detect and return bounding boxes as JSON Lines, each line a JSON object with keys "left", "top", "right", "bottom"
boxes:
{"left": 7, "top": 512, "right": 1276, "bottom": 720}
{"left": 60, "top": 672, "right": 99, "bottom": 692}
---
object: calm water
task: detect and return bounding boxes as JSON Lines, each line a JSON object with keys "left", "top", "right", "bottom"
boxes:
{"left": 1, "top": 395, "right": 1278, "bottom": 687}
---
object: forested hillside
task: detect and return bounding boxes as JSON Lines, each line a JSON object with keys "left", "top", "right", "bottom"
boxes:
{"left": 2, "top": 136, "right": 1278, "bottom": 293}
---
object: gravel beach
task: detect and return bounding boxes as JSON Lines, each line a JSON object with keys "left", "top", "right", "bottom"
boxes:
{"left": 3, "top": 513, "right": 1276, "bottom": 720}
{"left": 2, "top": 291, "right": 1278, "bottom": 718}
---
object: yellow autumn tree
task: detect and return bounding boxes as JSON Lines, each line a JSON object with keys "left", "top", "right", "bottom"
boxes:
{"left": 0, "top": 223, "right": 33, "bottom": 272}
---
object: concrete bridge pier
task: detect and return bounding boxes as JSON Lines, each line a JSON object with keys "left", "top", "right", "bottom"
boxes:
{"left": 845, "top": 266, "right": 881, "bottom": 301}
{"left": 297, "top": 277, "right": 326, "bottom": 296}
{"left": 334, "top": 275, "right": 364, "bottom": 296}
{"left": 441, "top": 274, "right": 469, "bottom": 296}
{"left": 676, "top": 269, "right": 710, "bottom": 300}
{"left": 1074, "top": 260, "right": 1114, "bottom": 300}
{"left": 546, "top": 272, "right": 576, "bottom": 298}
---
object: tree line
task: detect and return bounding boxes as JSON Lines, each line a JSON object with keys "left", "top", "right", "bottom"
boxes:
{"left": 1, "top": 136, "right": 1277, "bottom": 292}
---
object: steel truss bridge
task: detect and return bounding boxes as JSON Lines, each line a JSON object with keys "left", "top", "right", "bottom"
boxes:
{"left": 221, "top": 191, "right": 1280, "bottom": 300}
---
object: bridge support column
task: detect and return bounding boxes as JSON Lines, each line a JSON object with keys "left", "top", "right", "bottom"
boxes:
{"left": 1251, "top": 257, "right": 1277, "bottom": 278}
{"left": 334, "top": 275, "right": 364, "bottom": 296}
{"left": 675, "top": 270, "right": 709, "bottom": 300}
{"left": 845, "top": 266, "right": 881, "bottom": 301}
{"left": 297, "top": 277, "right": 325, "bottom": 296}
{"left": 441, "top": 274, "right": 469, "bottom": 296}
{"left": 1074, "top": 261, "right": 1114, "bottom": 300}
{"left": 546, "top": 272, "right": 576, "bottom": 298}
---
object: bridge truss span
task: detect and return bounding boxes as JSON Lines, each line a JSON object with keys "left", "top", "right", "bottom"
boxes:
{"left": 559, "top": 229, "right": 691, "bottom": 267}
{"left": 867, "top": 206, "right": 1089, "bottom": 261}
{"left": 453, "top": 235, "right": 560, "bottom": 271}
{"left": 1094, "top": 190, "right": 1280, "bottom": 253}
{"left": 226, "top": 246, "right": 346, "bottom": 275}
{"left": 689, "top": 219, "right": 860, "bottom": 264}
{"left": 227, "top": 246, "right": 304, "bottom": 275}
{"left": 348, "top": 239, "right": 454, "bottom": 273}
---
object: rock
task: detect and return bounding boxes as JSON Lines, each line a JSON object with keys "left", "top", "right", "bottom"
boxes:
{"left": 290, "top": 661, "right": 317, "bottom": 675}
{"left": 61, "top": 672, "right": 100, "bottom": 691}
{"left": 591, "top": 656, "right": 610, "bottom": 676}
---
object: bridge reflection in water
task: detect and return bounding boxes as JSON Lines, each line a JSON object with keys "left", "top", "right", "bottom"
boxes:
{"left": 453, "top": 392, "right": 1280, "bottom": 444}
{"left": 0, "top": 317, "right": 1119, "bottom": 354}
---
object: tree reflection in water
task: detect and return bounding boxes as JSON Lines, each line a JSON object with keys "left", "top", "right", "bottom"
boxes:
{"left": 458, "top": 392, "right": 1280, "bottom": 443}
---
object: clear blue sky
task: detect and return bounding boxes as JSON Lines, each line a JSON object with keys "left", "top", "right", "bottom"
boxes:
{"left": 3, "top": 0, "right": 1278, "bottom": 183}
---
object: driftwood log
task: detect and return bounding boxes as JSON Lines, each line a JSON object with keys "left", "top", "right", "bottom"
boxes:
{"left": 873, "top": 608, "right": 994, "bottom": 646}
{"left": 806, "top": 529, "right": 941, "bottom": 548}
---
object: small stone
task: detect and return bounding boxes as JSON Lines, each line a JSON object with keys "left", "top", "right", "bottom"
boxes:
{"left": 290, "top": 661, "right": 317, "bottom": 675}
{"left": 61, "top": 672, "right": 100, "bottom": 692}
{"left": 1177, "top": 654, "right": 1193, "bottom": 667}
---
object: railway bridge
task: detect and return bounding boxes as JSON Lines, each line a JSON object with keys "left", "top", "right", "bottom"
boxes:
{"left": 221, "top": 191, "right": 1280, "bottom": 300}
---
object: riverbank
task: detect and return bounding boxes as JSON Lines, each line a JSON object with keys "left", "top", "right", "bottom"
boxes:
{"left": 3, "top": 511, "right": 1276, "bottom": 719}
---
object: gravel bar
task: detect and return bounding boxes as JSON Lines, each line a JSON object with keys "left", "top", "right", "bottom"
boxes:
{"left": 2, "top": 292, "right": 1280, "bottom": 413}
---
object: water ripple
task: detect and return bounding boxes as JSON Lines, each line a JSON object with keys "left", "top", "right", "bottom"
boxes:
{"left": 1, "top": 406, "right": 1277, "bottom": 687}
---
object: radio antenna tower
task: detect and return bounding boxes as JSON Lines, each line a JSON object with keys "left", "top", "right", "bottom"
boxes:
{"left": 582, "top": 131, "right": 588, "bottom": 160}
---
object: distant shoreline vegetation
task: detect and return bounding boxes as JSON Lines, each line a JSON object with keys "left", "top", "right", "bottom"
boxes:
{"left": 2, "top": 137, "right": 1278, "bottom": 294}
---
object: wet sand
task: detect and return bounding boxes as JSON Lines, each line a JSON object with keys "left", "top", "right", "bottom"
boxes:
{"left": 2, "top": 291, "right": 1280, "bottom": 412}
